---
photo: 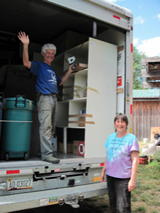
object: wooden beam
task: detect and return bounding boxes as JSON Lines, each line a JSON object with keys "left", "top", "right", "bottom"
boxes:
{"left": 69, "top": 114, "right": 93, "bottom": 118}
{"left": 117, "top": 88, "right": 124, "bottom": 93}
{"left": 69, "top": 121, "right": 95, "bottom": 124}
{"left": 118, "top": 46, "right": 124, "bottom": 52}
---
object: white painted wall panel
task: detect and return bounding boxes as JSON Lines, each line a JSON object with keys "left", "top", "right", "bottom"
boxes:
{"left": 85, "top": 38, "right": 117, "bottom": 158}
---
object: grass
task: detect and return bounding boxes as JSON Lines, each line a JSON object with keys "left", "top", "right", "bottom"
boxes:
{"left": 129, "top": 141, "right": 160, "bottom": 212}
{"left": 131, "top": 160, "right": 160, "bottom": 213}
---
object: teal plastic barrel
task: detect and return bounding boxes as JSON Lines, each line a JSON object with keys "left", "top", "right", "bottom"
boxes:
{"left": 0, "top": 95, "right": 34, "bottom": 160}
{"left": 0, "top": 93, "right": 4, "bottom": 139}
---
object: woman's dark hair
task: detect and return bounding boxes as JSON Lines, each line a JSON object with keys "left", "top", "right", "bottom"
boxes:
{"left": 114, "top": 113, "right": 129, "bottom": 126}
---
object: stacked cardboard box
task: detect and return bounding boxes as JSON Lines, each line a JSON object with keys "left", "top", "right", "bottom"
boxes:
{"left": 73, "top": 141, "right": 85, "bottom": 156}
{"left": 58, "top": 142, "right": 73, "bottom": 153}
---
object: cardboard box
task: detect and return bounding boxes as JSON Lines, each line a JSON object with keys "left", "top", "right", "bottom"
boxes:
{"left": 73, "top": 141, "right": 85, "bottom": 156}
{"left": 79, "top": 117, "right": 85, "bottom": 127}
{"left": 58, "top": 142, "right": 73, "bottom": 153}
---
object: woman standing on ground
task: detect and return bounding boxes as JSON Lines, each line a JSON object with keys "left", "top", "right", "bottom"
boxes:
{"left": 100, "top": 114, "right": 139, "bottom": 213}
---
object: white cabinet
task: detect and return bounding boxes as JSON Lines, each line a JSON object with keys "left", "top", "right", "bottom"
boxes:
{"left": 56, "top": 37, "right": 117, "bottom": 158}
{"left": 62, "top": 69, "right": 87, "bottom": 101}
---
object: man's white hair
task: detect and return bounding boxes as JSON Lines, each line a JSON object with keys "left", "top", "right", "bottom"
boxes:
{"left": 41, "top": 43, "right": 57, "bottom": 55}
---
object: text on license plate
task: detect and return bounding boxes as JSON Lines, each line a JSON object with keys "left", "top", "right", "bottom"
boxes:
{"left": 7, "top": 177, "right": 33, "bottom": 191}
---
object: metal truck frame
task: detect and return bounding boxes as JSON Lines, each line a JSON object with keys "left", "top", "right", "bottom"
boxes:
{"left": 0, "top": 0, "right": 134, "bottom": 212}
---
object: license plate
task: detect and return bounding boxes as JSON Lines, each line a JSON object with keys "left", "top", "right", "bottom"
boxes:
{"left": 7, "top": 177, "right": 33, "bottom": 191}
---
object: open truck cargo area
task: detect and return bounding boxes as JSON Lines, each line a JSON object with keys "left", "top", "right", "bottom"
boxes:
{"left": 0, "top": 0, "right": 134, "bottom": 212}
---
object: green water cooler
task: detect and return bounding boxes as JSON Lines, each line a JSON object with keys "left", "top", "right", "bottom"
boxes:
{"left": 0, "top": 95, "right": 34, "bottom": 160}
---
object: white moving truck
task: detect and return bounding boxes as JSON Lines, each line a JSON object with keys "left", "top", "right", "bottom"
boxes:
{"left": 0, "top": 0, "right": 135, "bottom": 212}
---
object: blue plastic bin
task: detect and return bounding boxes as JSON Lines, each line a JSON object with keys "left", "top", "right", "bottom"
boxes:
{"left": 0, "top": 95, "right": 34, "bottom": 160}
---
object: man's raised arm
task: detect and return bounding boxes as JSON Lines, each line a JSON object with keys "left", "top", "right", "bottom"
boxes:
{"left": 18, "top": 31, "right": 31, "bottom": 69}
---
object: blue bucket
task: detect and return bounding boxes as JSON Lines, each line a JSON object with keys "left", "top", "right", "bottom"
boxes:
{"left": 0, "top": 95, "right": 34, "bottom": 160}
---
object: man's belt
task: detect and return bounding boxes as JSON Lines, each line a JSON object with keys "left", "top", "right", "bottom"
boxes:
{"left": 37, "top": 91, "right": 57, "bottom": 101}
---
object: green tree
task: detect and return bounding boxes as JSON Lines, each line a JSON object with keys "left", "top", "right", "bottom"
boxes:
{"left": 133, "top": 46, "right": 146, "bottom": 89}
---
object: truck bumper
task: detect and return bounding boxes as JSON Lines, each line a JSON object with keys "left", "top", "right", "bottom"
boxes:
{"left": 0, "top": 182, "right": 107, "bottom": 213}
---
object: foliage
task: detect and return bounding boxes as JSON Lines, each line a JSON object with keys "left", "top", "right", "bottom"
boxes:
{"left": 154, "top": 150, "right": 160, "bottom": 162}
{"left": 133, "top": 46, "right": 146, "bottom": 89}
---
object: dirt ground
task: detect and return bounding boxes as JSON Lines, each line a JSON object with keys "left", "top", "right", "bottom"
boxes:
{"left": 13, "top": 195, "right": 111, "bottom": 213}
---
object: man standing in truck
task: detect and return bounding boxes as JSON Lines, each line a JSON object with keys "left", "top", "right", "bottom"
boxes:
{"left": 18, "top": 31, "right": 74, "bottom": 164}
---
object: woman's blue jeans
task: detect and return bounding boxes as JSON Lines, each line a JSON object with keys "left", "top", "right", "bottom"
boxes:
{"left": 37, "top": 94, "right": 57, "bottom": 160}
{"left": 107, "top": 175, "right": 131, "bottom": 213}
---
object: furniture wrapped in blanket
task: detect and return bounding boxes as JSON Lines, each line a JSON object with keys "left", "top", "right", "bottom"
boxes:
{"left": 0, "top": 64, "right": 36, "bottom": 104}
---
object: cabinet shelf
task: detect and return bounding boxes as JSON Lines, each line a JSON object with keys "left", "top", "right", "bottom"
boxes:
{"left": 57, "top": 126, "right": 85, "bottom": 129}
{"left": 62, "top": 68, "right": 88, "bottom": 101}
{"left": 71, "top": 68, "right": 88, "bottom": 76}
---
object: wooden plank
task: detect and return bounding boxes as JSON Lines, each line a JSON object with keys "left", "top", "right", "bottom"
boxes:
{"left": 72, "top": 63, "right": 88, "bottom": 73}
{"left": 146, "top": 101, "right": 149, "bottom": 139}
{"left": 136, "top": 102, "right": 139, "bottom": 140}
{"left": 143, "top": 101, "right": 146, "bottom": 138}
{"left": 158, "top": 102, "right": 160, "bottom": 127}
{"left": 69, "top": 121, "right": 95, "bottom": 124}
{"left": 155, "top": 102, "right": 158, "bottom": 127}
{"left": 147, "top": 102, "right": 150, "bottom": 141}
{"left": 69, "top": 114, "right": 93, "bottom": 118}
{"left": 118, "top": 46, "right": 124, "bottom": 52}
{"left": 132, "top": 102, "right": 136, "bottom": 137}
{"left": 139, "top": 102, "right": 143, "bottom": 141}
{"left": 117, "top": 88, "right": 123, "bottom": 93}
{"left": 147, "top": 102, "right": 151, "bottom": 141}
{"left": 158, "top": 101, "right": 160, "bottom": 127}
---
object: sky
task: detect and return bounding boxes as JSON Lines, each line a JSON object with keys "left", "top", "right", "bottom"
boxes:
{"left": 106, "top": 0, "right": 160, "bottom": 57}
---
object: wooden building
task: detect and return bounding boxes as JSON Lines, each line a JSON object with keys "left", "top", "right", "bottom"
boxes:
{"left": 133, "top": 89, "right": 160, "bottom": 141}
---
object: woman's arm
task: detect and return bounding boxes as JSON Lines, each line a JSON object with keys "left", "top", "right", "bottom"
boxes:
{"left": 100, "top": 157, "right": 106, "bottom": 182}
{"left": 128, "top": 151, "right": 139, "bottom": 191}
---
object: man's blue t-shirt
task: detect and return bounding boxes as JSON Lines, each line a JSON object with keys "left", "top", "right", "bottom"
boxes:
{"left": 105, "top": 132, "right": 139, "bottom": 179}
{"left": 30, "top": 61, "right": 62, "bottom": 94}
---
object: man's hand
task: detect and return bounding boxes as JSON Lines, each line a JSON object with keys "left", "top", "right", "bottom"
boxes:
{"left": 69, "top": 64, "right": 75, "bottom": 73}
{"left": 17, "top": 31, "right": 31, "bottom": 69}
{"left": 18, "top": 31, "right": 30, "bottom": 45}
